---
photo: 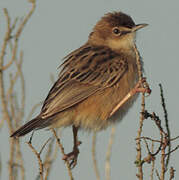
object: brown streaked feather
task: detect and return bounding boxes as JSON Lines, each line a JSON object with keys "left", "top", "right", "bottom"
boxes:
{"left": 10, "top": 117, "right": 42, "bottom": 137}
{"left": 10, "top": 11, "right": 143, "bottom": 138}
{"left": 41, "top": 43, "right": 128, "bottom": 119}
{"left": 41, "top": 81, "right": 100, "bottom": 118}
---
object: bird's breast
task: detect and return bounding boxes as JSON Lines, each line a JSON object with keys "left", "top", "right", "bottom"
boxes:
{"left": 73, "top": 59, "right": 139, "bottom": 131}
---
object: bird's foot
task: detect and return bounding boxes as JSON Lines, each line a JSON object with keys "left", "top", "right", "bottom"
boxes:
{"left": 133, "top": 77, "right": 151, "bottom": 95}
{"left": 62, "top": 141, "right": 81, "bottom": 169}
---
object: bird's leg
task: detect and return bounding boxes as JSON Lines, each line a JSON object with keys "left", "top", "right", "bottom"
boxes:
{"left": 110, "top": 77, "right": 151, "bottom": 116}
{"left": 63, "top": 125, "right": 81, "bottom": 168}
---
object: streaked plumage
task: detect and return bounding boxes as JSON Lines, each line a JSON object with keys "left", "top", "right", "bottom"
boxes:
{"left": 11, "top": 12, "right": 147, "bottom": 137}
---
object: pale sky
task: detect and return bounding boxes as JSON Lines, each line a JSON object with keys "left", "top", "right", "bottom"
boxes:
{"left": 1, "top": 0, "right": 179, "bottom": 179}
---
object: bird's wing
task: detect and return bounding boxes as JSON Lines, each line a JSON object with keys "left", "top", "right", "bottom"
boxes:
{"left": 41, "top": 44, "right": 128, "bottom": 118}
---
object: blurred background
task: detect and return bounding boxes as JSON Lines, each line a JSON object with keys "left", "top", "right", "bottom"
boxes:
{"left": 0, "top": 0, "right": 179, "bottom": 179}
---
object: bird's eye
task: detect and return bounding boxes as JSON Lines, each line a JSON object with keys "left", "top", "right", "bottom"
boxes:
{"left": 112, "top": 27, "right": 121, "bottom": 35}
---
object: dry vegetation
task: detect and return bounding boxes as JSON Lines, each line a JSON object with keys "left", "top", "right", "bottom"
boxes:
{"left": 0, "top": 1, "right": 178, "bottom": 179}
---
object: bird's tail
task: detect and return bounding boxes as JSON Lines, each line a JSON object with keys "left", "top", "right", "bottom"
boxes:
{"left": 10, "top": 116, "right": 44, "bottom": 137}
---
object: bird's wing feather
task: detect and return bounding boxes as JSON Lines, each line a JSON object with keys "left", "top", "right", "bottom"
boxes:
{"left": 41, "top": 44, "right": 128, "bottom": 118}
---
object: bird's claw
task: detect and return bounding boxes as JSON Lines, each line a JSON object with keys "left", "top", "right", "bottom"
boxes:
{"left": 63, "top": 148, "right": 79, "bottom": 169}
{"left": 62, "top": 141, "right": 81, "bottom": 169}
{"left": 134, "top": 77, "right": 151, "bottom": 96}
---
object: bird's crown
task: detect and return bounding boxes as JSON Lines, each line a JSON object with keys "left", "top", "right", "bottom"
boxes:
{"left": 100, "top": 12, "right": 135, "bottom": 28}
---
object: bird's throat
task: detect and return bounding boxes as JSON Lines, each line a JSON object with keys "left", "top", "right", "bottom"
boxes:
{"left": 107, "top": 33, "right": 136, "bottom": 54}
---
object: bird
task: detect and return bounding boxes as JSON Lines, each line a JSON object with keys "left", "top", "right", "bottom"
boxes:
{"left": 11, "top": 11, "right": 149, "bottom": 167}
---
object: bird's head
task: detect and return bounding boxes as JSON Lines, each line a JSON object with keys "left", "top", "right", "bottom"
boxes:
{"left": 88, "top": 12, "right": 148, "bottom": 53}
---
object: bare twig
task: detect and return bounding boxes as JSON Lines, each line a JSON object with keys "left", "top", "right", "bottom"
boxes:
{"left": 134, "top": 44, "right": 145, "bottom": 180}
{"left": 136, "top": 135, "right": 162, "bottom": 157}
{"left": 105, "top": 125, "right": 116, "bottom": 180}
{"left": 156, "top": 170, "right": 161, "bottom": 180}
{"left": 149, "top": 112, "right": 166, "bottom": 180}
{"left": 0, "top": 7, "right": 13, "bottom": 135}
{"left": 6, "top": 57, "right": 25, "bottom": 180}
{"left": 6, "top": 58, "right": 23, "bottom": 102}
{"left": 15, "top": 139, "right": 25, "bottom": 180}
{"left": 9, "top": 74, "right": 16, "bottom": 123}
{"left": 164, "top": 145, "right": 179, "bottom": 156}
{"left": 170, "top": 135, "right": 179, "bottom": 141}
{"left": 44, "top": 138, "right": 58, "bottom": 180}
{"left": 26, "top": 142, "right": 44, "bottom": 180}
{"left": 142, "top": 139, "right": 155, "bottom": 165}
{"left": 15, "top": 51, "right": 25, "bottom": 124}
{"left": 0, "top": 1, "right": 36, "bottom": 179}
{"left": 143, "top": 138, "right": 151, "bottom": 155}
{"left": 0, "top": 9, "right": 15, "bottom": 180}
{"left": 15, "top": 0, "right": 36, "bottom": 39}
{"left": 136, "top": 136, "right": 161, "bottom": 143}
{"left": 150, "top": 142, "right": 155, "bottom": 180}
{"left": 159, "top": 84, "right": 171, "bottom": 171}
{"left": 51, "top": 129, "right": 74, "bottom": 180}
{"left": 92, "top": 132, "right": 100, "bottom": 180}
{"left": 39, "top": 138, "right": 52, "bottom": 155}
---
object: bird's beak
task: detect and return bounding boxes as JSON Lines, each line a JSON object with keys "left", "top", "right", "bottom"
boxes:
{"left": 132, "top": 23, "right": 148, "bottom": 32}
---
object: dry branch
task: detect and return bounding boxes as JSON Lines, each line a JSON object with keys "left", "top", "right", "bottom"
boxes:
{"left": 26, "top": 142, "right": 44, "bottom": 180}
{"left": 0, "top": 1, "right": 36, "bottom": 180}
{"left": 134, "top": 44, "right": 145, "bottom": 180}
{"left": 51, "top": 129, "right": 74, "bottom": 180}
{"left": 105, "top": 125, "right": 116, "bottom": 180}
{"left": 92, "top": 132, "right": 100, "bottom": 180}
